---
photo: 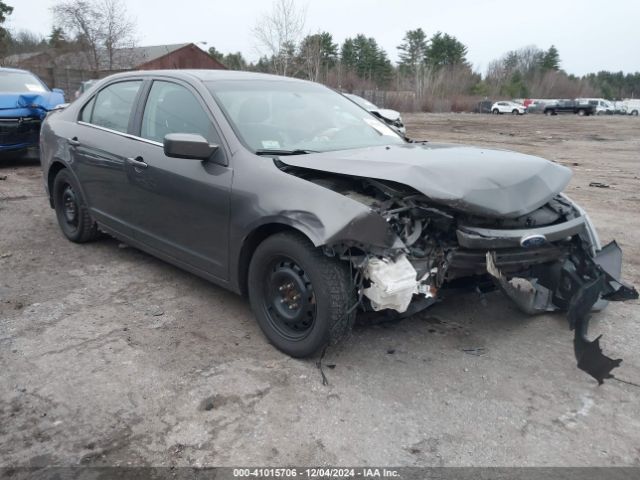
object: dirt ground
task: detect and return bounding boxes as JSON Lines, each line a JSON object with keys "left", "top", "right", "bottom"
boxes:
{"left": 1, "top": 114, "right": 639, "bottom": 467}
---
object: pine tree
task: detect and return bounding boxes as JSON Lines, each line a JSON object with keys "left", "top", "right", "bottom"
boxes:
{"left": 397, "top": 28, "right": 428, "bottom": 96}
{"left": 540, "top": 45, "right": 560, "bottom": 71}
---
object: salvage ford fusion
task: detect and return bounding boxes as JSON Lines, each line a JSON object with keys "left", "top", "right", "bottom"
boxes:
{"left": 1, "top": 67, "right": 65, "bottom": 156}
{"left": 40, "top": 70, "right": 637, "bottom": 382}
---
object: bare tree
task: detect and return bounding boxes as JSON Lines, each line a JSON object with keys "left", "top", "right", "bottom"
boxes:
{"left": 299, "top": 32, "right": 337, "bottom": 82}
{"left": 52, "top": 0, "right": 136, "bottom": 72}
{"left": 253, "top": 0, "right": 306, "bottom": 76}
{"left": 300, "top": 34, "right": 321, "bottom": 81}
{"left": 53, "top": 0, "right": 102, "bottom": 71}
{"left": 101, "top": 0, "right": 136, "bottom": 70}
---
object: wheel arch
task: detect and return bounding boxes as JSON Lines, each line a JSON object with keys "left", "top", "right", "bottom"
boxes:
{"left": 236, "top": 222, "right": 315, "bottom": 296}
{"left": 47, "top": 160, "right": 68, "bottom": 208}
{"left": 46, "top": 159, "right": 90, "bottom": 211}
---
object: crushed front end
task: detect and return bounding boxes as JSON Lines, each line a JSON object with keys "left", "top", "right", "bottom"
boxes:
{"left": 306, "top": 172, "right": 637, "bottom": 384}
{"left": 0, "top": 91, "right": 65, "bottom": 153}
{"left": 0, "top": 116, "right": 42, "bottom": 153}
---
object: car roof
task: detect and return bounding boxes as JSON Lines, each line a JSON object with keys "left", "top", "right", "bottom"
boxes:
{"left": 0, "top": 67, "right": 33, "bottom": 74}
{"left": 104, "top": 69, "right": 313, "bottom": 85}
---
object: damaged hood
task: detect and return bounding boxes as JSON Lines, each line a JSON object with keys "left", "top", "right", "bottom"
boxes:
{"left": 0, "top": 91, "right": 66, "bottom": 119}
{"left": 281, "top": 143, "right": 572, "bottom": 218}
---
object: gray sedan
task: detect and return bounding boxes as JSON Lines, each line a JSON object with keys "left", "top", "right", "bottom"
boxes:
{"left": 40, "top": 70, "right": 637, "bottom": 383}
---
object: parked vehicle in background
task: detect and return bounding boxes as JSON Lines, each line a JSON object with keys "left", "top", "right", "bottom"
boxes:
{"left": 74, "top": 79, "right": 98, "bottom": 100}
{"left": 343, "top": 93, "right": 406, "bottom": 135}
{"left": 524, "top": 100, "right": 547, "bottom": 114}
{"left": 475, "top": 100, "right": 494, "bottom": 114}
{"left": 1, "top": 67, "right": 66, "bottom": 157}
{"left": 576, "top": 98, "right": 614, "bottom": 115}
{"left": 612, "top": 101, "right": 628, "bottom": 115}
{"left": 623, "top": 99, "right": 640, "bottom": 116}
{"left": 491, "top": 101, "right": 526, "bottom": 115}
{"left": 594, "top": 100, "right": 615, "bottom": 115}
{"left": 544, "top": 100, "right": 595, "bottom": 116}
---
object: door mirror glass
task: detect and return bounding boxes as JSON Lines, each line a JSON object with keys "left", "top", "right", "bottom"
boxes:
{"left": 163, "top": 133, "right": 218, "bottom": 160}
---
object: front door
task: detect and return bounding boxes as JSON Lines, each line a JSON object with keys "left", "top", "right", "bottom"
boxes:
{"left": 120, "top": 80, "right": 232, "bottom": 281}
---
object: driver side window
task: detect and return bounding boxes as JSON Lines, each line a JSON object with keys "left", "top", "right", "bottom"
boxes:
{"left": 141, "top": 81, "right": 218, "bottom": 144}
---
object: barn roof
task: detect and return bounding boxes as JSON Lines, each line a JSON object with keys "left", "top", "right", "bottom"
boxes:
{"left": 1, "top": 43, "right": 218, "bottom": 71}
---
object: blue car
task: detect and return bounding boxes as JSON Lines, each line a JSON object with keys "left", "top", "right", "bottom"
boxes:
{"left": 0, "top": 67, "right": 66, "bottom": 156}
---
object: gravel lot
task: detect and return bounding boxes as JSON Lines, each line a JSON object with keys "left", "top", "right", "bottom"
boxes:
{"left": 1, "top": 114, "right": 639, "bottom": 467}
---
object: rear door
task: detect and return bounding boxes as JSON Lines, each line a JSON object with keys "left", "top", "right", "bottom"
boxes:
{"left": 119, "top": 79, "right": 232, "bottom": 280}
{"left": 73, "top": 79, "right": 145, "bottom": 235}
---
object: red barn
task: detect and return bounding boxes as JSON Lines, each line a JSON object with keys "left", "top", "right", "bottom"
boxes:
{"left": 2, "top": 43, "right": 226, "bottom": 94}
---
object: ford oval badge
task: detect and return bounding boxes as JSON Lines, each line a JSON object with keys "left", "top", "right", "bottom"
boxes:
{"left": 520, "top": 234, "right": 547, "bottom": 248}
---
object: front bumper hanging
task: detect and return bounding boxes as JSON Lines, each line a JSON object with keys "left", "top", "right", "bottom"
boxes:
{"left": 487, "top": 240, "right": 638, "bottom": 384}
{"left": 567, "top": 241, "right": 637, "bottom": 384}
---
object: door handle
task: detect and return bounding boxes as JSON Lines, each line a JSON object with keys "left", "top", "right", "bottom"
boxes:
{"left": 67, "top": 137, "right": 80, "bottom": 147}
{"left": 126, "top": 156, "right": 148, "bottom": 169}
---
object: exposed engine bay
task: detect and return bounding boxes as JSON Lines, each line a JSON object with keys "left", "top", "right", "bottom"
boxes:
{"left": 282, "top": 164, "right": 638, "bottom": 384}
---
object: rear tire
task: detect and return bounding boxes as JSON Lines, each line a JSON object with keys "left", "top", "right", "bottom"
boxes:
{"left": 632, "top": 110, "right": 639, "bottom": 117}
{"left": 577, "top": 109, "right": 585, "bottom": 116}
{"left": 248, "top": 232, "right": 356, "bottom": 357}
{"left": 53, "top": 169, "right": 99, "bottom": 243}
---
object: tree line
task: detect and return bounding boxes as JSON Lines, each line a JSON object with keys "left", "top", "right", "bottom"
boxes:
{"left": 1, "top": 0, "right": 639, "bottom": 110}
{"left": 207, "top": 0, "right": 640, "bottom": 109}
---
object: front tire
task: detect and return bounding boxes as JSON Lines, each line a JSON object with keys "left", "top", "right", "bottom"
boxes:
{"left": 53, "top": 169, "right": 99, "bottom": 243}
{"left": 512, "top": 109, "right": 519, "bottom": 115}
{"left": 492, "top": 109, "right": 500, "bottom": 115}
{"left": 248, "top": 232, "right": 356, "bottom": 357}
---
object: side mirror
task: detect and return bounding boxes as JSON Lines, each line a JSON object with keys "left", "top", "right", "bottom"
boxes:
{"left": 163, "top": 133, "right": 218, "bottom": 160}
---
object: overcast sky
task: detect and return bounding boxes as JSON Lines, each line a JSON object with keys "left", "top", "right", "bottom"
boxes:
{"left": 7, "top": 0, "right": 640, "bottom": 75}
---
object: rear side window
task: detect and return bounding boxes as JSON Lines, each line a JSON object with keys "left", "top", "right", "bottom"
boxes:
{"left": 141, "top": 81, "right": 217, "bottom": 144}
{"left": 84, "top": 81, "right": 142, "bottom": 133}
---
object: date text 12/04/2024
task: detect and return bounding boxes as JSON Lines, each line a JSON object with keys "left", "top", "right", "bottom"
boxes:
{"left": 232, "top": 468, "right": 400, "bottom": 478}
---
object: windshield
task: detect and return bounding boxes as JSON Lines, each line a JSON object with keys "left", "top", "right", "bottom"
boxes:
{"left": 0, "top": 70, "right": 48, "bottom": 93}
{"left": 207, "top": 80, "right": 404, "bottom": 154}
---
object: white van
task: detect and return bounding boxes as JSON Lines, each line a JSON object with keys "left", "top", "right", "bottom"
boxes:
{"left": 576, "top": 98, "right": 615, "bottom": 115}
{"left": 623, "top": 99, "right": 640, "bottom": 116}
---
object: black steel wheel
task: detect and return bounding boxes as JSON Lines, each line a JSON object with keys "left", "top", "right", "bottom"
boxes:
{"left": 263, "top": 256, "right": 317, "bottom": 341}
{"left": 61, "top": 185, "right": 79, "bottom": 228}
{"left": 248, "top": 232, "right": 355, "bottom": 357}
{"left": 53, "top": 169, "right": 99, "bottom": 243}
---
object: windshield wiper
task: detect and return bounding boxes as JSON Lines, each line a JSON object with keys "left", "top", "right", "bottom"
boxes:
{"left": 254, "top": 149, "right": 318, "bottom": 156}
